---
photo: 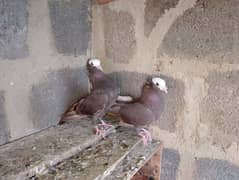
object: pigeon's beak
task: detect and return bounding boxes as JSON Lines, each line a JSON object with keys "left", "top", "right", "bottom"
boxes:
{"left": 163, "top": 87, "right": 168, "bottom": 94}
{"left": 96, "top": 65, "right": 103, "bottom": 71}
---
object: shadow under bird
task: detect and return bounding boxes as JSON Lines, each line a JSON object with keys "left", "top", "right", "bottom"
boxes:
{"left": 117, "top": 76, "right": 168, "bottom": 146}
{"left": 59, "top": 58, "right": 121, "bottom": 137}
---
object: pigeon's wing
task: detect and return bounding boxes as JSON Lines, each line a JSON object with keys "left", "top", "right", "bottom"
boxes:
{"left": 119, "top": 103, "right": 155, "bottom": 126}
{"left": 76, "top": 90, "right": 109, "bottom": 115}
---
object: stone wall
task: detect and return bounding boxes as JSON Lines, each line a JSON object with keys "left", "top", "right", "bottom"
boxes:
{"left": 0, "top": 0, "right": 91, "bottom": 145}
{"left": 92, "top": 0, "right": 239, "bottom": 179}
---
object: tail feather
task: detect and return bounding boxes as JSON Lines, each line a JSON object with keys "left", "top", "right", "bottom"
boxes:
{"left": 117, "top": 95, "right": 133, "bottom": 102}
{"left": 59, "top": 98, "right": 85, "bottom": 125}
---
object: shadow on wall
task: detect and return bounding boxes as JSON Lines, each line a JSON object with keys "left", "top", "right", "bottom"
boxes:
{"left": 29, "top": 67, "right": 89, "bottom": 130}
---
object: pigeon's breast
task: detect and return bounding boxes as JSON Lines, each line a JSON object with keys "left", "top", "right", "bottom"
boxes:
{"left": 119, "top": 103, "right": 156, "bottom": 126}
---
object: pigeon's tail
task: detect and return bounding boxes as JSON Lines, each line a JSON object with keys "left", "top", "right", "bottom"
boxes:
{"left": 59, "top": 98, "right": 86, "bottom": 125}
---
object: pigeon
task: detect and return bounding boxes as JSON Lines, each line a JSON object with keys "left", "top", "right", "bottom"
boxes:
{"left": 118, "top": 77, "right": 168, "bottom": 145}
{"left": 87, "top": 58, "right": 132, "bottom": 103}
{"left": 59, "top": 58, "right": 120, "bottom": 137}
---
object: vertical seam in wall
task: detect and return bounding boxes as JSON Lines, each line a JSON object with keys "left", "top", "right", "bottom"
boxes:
{"left": 89, "top": 0, "right": 93, "bottom": 57}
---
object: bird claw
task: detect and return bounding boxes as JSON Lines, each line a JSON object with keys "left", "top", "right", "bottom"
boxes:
{"left": 94, "top": 120, "right": 114, "bottom": 139}
{"left": 94, "top": 126, "right": 106, "bottom": 138}
{"left": 138, "top": 128, "right": 152, "bottom": 146}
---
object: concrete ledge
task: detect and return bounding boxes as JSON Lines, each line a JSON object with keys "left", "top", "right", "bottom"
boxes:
{"left": 0, "top": 118, "right": 114, "bottom": 179}
{"left": 0, "top": 118, "right": 162, "bottom": 180}
{"left": 36, "top": 127, "right": 161, "bottom": 180}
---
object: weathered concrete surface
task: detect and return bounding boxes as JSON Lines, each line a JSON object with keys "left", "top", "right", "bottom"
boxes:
{"left": 48, "top": 0, "right": 91, "bottom": 56}
{"left": 29, "top": 68, "right": 89, "bottom": 129}
{"left": 0, "top": 91, "right": 10, "bottom": 145}
{"left": 0, "top": 118, "right": 115, "bottom": 179}
{"left": 2, "top": 122, "right": 161, "bottom": 180}
{"left": 103, "top": 7, "right": 136, "bottom": 64}
{"left": 160, "top": 148, "right": 180, "bottom": 180}
{"left": 158, "top": 75, "right": 185, "bottom": 132}
{"left": 195, "top": 158, "right": 239, "bottom": 180}
{"left": 110, "top": 71, "right": 185, "bottom": 132}
{"left": 144, "top": 0, "right": 179, "bottom": 37}
{"left": 159, "top": 0, "right": 239, "bottom": 63}
{"left": 0, "top": 0, "right": 28, "bottom": 59}
{"left": 39, "top": 128, "right": 160, "bottom": 180}
{"left": 200, "top": 71, "right": 239, "bottom": 146}
{"left": 132, "top": 147, "right": 163, "bottom": 180}
{"left": 36, "top": 127, "right": 138, "bottom": 180}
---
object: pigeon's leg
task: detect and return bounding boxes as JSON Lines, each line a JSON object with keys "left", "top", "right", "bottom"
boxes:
{"left": 99, "top": 119, "right": 114, "bottom": 128}
{"left": 137, "top": 128, "right": 152, "bottom": 146}
{"left": 94, "top": 124, "right": 105, "bottom": 138}
{"left": 94, "top": 120, "right": 114, "bottom": 138}
{"left": 93, "top": 105, "right": 114, "bottom": 138}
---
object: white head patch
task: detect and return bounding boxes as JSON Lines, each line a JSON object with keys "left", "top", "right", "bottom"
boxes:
{"left": 152, "top": 77, "right": 168, "bottom": 93}
{"left": 88, "top": 58, "right": 101, "bottom": 67}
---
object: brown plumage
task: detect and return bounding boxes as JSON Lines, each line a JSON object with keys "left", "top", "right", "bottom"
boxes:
{"left": 118, "top": 77, "right": 168, "bottom": 145}
{"left": 59, "top": 58, "right": 119, "bottom": 125}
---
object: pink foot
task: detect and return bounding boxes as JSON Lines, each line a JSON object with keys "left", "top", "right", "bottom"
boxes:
{"left": 94, "top": 120, "right": 114, "bottom": 138}
{"left": 138, "top": 128, "right": 152, "bottom": 146}
{"left": 94, "top": 126, "right": 106, "bottom": 138}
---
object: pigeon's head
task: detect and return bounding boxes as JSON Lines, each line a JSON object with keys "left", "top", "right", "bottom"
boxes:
{"left": 151, "top": 77, "right": 168, "bottom": 93}
{"left": 87, "top": 58, "right": 103, "bottom": 71}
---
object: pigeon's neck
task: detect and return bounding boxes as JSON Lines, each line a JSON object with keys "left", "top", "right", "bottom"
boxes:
{"left": 89, "top": 69, "right": 116, "bottom": 91}
{"left": 89, "top": 69, "right": 104, "bottom": 82}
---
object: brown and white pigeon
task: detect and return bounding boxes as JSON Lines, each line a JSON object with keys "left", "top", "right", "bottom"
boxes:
{"left": 59, "top": 58, "right": 120, "bottom": 137}
{"left": 118, "top": 77, "right": 168, "bottom": 145}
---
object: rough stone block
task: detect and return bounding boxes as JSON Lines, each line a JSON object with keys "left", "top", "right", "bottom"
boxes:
{"left": 144, "top": 0, "right": 179, "bottom": 37}
{"left": 195, "top": 158, "right": 239, "bottom": 180}
{"left": 48, "top": 0, "right": 91, "bottom": 56}
{"left": 0, "top": 0, "right": 28, "bottom": 59}
{"left": 159, "top": 0, "right": 239, "bottom": 63}
{"left": 103, "top": 7, "right": 136, "bottom": 64}
{"left": 109, "top": 71, "right": 148, "bottom": 98}
{"left": 200, "top": 71, "right": 239, "bottom": 146}
{"left": 0, "top": 91, "right": 10, "bottom": 145}
{"left": 159, "top": 75, "right": 185, "bottom": 132}
{"left": 160, "top": 148, "right": 180, "bottom": 180}
{"left": 109, "top": 71, "right": 185, "bottom": 132}
{"left": 29, "top": 68, "right": 89, "bottom": 129}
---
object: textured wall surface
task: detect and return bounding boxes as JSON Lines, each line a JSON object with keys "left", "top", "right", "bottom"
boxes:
{"left": 200, "top": 71, "right": 239, "bottom": 146}
{"left": 0, "top": 0, "right": 91, "bottom": 145}
{"left": 144, "top": 0, "right": 179, "bottom": 37}
{"left": 103, "top": 7, "right": 136, "bottom": 64}
{"left": 0, "top": 91, "right": 10, "bottom": 144}
{"left": 159, "top": 0, "right": 239, "bottom": 64}
{"left": 0, "top": 0, "right": 28, "bottom": 59}
{"left": 48, "top": 0, "right": 91, "bottom": 56}
{"left": 160, "top": 148, "right": 180, "bottom": 180}
{"left": 92, "top": 0, "right": 239, "bottom": 179}
{"left": 29, "top": 68, "right": 88, "bottom": 129}
{"left": 195, "top": 158, "right": 239, "bottom": 180}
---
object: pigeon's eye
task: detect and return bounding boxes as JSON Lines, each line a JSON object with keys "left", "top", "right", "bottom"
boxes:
{"left": 156, "top": 82, "right": 159, "bottom": 86}
{"left": 90, "top": 62, "right": 94, "bottom": 66}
